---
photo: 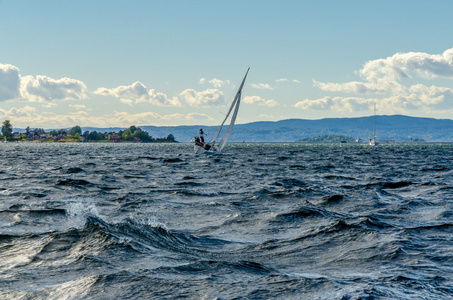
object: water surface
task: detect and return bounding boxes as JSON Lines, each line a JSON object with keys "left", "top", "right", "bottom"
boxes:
{"left": 1, "top": 143, "right": 452, "bottom": 299}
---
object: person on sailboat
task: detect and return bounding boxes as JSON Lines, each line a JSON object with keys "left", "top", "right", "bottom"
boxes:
{"left": 194, "top": 136, "right": 202, "bottom": 147}
{"left": 195, "top": 135, "right": 212, "bottom": 150}
{"left": 199, "top": 129, "right": 206, "bottom": 144}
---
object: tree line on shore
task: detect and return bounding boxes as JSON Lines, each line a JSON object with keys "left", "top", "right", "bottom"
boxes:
{"left": 1, "top": 120, "right": 177, "bottom": 143}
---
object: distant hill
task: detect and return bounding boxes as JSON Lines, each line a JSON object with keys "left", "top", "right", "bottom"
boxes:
{"left": 14, "top": 115, "right": 453, "bottom": 142}
{"left": 296, "top": 135, "right": 357, "bottom": 143}
{"left": 140, "top": 115, "right": 453, "bottom": 142}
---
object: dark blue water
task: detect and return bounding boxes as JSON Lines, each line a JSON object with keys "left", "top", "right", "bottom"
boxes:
{"left": 1, "top": 143, "right": 453, "bottom": 299}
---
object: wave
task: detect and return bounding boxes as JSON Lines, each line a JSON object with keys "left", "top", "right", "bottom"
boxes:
{"left": 45, "top": 207, "right": 235, "bottom": 261}
{"left": 62, "top": 167, "right": 85, "bottom": 174}
{"left": 274, "top": 178, "right": 307, "bottom": 188}
{"left": 175, "top": 181, "right": 203, "bottom": 187}
{"left": 1, "top": 205, "right": 67, "bottom": 228}
{"left": 406, "top": 223, "right": 453, "bottom": 232}
{"left": 157, "top": 260, "right": 273, "bottom": 276}
{"left": 7, "top": 204, "right": 66, "bottom": 215}
{"left": 163, "top": 158, "right": 183, "bottom": 163}
{"left": 2, "top": 212, "right": 214, "bottom": 272}
{"left": 366, "top": 181, "right": 414, "bottom": 189}
{"left": 56, "top": 178, "right": 95, "bottom": 188}
{"left": 102, "top": 217, "right": 232, "bottom": 256}
{"left": 274, "top": 205, "right": 341, "bottom": 222}
{"left": 175, "top": 190, "right": 220, "bottom": 197}
{"left": 421, "top": 166, "right": 450, "bottom": 172}
{"left": 316, "top": 194, "right": 345, "bottom": 205}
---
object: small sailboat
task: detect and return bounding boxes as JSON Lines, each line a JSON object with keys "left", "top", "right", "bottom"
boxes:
{"left": 369, "top": 103, "right": 378, "bottom": 146}
{"left": 194, "top": 68, "right": 250, "bottom": 154}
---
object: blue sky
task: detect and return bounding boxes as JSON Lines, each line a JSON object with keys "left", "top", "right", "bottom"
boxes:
{"left": 1, "top": 0, "right": 453, "bottom": 128}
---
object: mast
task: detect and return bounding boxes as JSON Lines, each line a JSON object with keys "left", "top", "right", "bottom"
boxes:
{"left": 373, "top": 103, "right": 376, "bottom": 142}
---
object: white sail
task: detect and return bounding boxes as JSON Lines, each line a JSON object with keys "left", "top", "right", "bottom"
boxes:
{"left": 218, "top": 71, "right": 248, "bottom": 151}
{"left": 218, "top": 96, "right": 240, "bottom": 151}
{"left": 208, "top": 93, "right": 238, "bottom": 145}
{"left": 194, "top": 68, "right": 249, "bottom": 154}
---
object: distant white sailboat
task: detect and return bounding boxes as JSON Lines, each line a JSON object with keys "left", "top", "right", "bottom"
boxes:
{"left": 369, "top": 103, "right": 378, "bottom": 146}
{"left": 194, "top": 68, "right": 250, "bottom": 154}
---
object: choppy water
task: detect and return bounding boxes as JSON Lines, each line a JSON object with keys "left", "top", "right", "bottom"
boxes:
{"left": 1, "top": 142, "right": 453, "bottom": 299}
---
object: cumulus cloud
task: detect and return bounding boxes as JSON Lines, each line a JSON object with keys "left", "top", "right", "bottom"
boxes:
{"left": 185, "top": 112, "right": 214, "bottom": 121}
{"left": 243, "top": 96, "right": 279, "bottom": 107}
{"left": 294, "top": 84, "right": 453, "bottom": 114}
{"left": 314, "top": 48, "right": 453, "bottom": 96}
{"left": 20, "top": 75, "right": 88, "bottom": 102}
{"left": 94, "top": 81, "right": 181, "bottom": 107}
{"left": 1, "top": 108, "right": 215, "bottom": 129}
{"left": 250, "top": 83, "right": 273, "bottom": 90}
{"left": 179, "top": 88, "right": 225, "bottom": 107}
{"left": 304, "top": 47, "right": 453, "bottom": 113}
{"left": 209, "top": 78, "right": 229, "bottom": 88}
{"left": 0, "top": 63, "right": 88, "bottom": 103}
{"left": 199, "top": 77, "right": 230, "bottom": 88}
{"left": 0, "top": 106, "right": 37, "bottom": 118}
{"left": 361, "top": 48, "right": 453, "bottom": 82}
{"left": 259, "top": 114, "right": 276, "bottom": 119}
{"left": 0, "top": 106, "right": 93, "bottom": 128}
{"left": 69, "top": 104, "right": 91, "bottom": 110}
{"left": 113, "top": 111, "right": 215, "bottom": 125}
{"left": 0, "top": 64, "right": 21, "bottom": 101}
{"left": 294, "top": 97, "right": 375, "bottom": 112}
{"left": 313, "top": 80, "right": 388, "bottom": 94}
{"left": 276, "top": 78, "right": 301, "bottom": 84}
{"left": 408, "top": 84, "right": 453, "bottom": 108}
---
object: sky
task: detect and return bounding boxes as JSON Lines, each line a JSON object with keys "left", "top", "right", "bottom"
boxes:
{"left": 1, "top": 0, "right": 453, "bottom": 129}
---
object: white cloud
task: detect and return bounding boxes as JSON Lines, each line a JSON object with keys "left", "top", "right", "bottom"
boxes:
{"left": 0, "top": 107, "right": 91, "bottom": 128}
{"left": 276, "top": 78, "right": 301, "bottom": 84}
{"left": 1, "top": 64, "right": 87, "bottom": 103}
{"left": 0, "top": 106, "right": 37, "bottom": 118}
{"left": 199, "top": 77, "right": 230, "bottom": 88}
{"left": 313, "top": 80, "right": 388, "bottom": 94}
{"left": 1, "top": 108, "right": 216, "bottom": 129}
{"left": 314, "top": 48, "right": 453, "bottom": 96}
{"left": 243, "top": 96, "right": 279, "bottom": 107}
{"left": 259, "top": 114, "right": 276, "bottom": 119}
{"left": 294, "top": 84, "right": 453, "bottom": 114}
{"left": 0, "top": 64, "right": 21, "bottom": 101}
{"left": 209, "top": 78, "right": 229, "bottom": 88}
{"left": 112, "top": 111, "right": 215, "bottom": 126}
{"left": 20, "top": 75, "right": 88, "bottom": 102}
{"left": 69, "top": 104, "right": 91, "bottom": 110}
{"left": 250, "top": 83, "right": 273, "bottom": 90}
{"left": 186, "top": 112, "right": 215, "bottom": 121}
{"left": 94, "top": 81, "right": 181, "bottom": 107}
{"left": 0, "top": 64, "right": 88, "bottom": 102}
{"left": 179, "top": 88, "right": 225, "bottom": 107}
{"left": 293, "top": 96, "right": 424, "bottom": 114}
{"left": 294, "top": 96, "right": 375, "bottom": 112}
{"left": 361, "top": 48, "right": 453, "bottom": 82}
{"left": 41, "top": 102, "right": 57, "bottom": 108}
{"left": 307, "top": 47, "right": 453, "bottom": 114}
